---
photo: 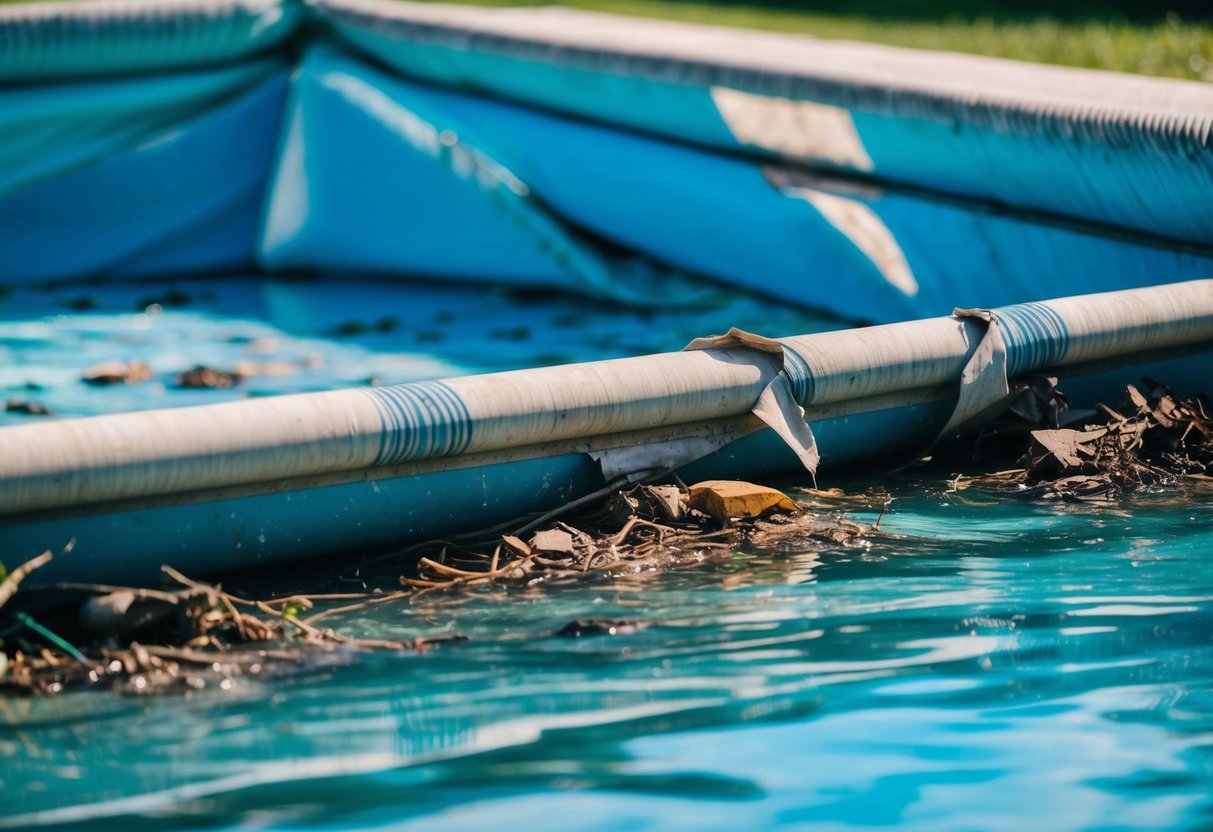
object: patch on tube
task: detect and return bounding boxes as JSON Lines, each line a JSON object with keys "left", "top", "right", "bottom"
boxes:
{"left": 711, "top": 87, "right": 874, "bottom": 171}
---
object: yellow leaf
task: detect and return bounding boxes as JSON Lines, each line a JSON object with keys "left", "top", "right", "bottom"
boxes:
{"left": 688, "top": 480, "right": 797, "bottom": 525}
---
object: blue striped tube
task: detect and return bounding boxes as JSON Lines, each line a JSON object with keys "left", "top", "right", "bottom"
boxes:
{"left": 0, "top": 280, "right": 1211, "bottom": 517}
{"left": 780, "top": 280, "right": 1213, "bottom": 408}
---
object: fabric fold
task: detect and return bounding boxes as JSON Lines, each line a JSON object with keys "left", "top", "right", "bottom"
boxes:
{"left": 939, "top": 308, "right": 1014, "bottom": 436}
{"left": 686, "top": 328, "right": 820, "bottom": 478}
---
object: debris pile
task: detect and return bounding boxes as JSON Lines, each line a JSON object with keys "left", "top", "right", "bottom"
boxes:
{"left": 398, "top": 480, "right": 873, "bottom": 593}
{"left": 958, "top": 379, "right": 1213, "bottom": 501}
{"left": 0, "top": 479, "right": 882, "bottom": 696}
{"left": 0, "top": 549, "right": 453, "bottom": 696}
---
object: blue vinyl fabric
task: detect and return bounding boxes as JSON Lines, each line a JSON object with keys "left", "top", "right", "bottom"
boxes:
{"left": 0, "top": 59, "right": 283, "bottom": 198}
{"left": 258, "top": 47, "right": 920, "bottom": 312}
{"left": 0, "top": 1, "right": 1210, "bottom": 321}
{"left": 318, "top": 0, "right": 1213, "bottom": 248}
{"left": 258, "top": 47, "right": 630, "bottom": 297}
{"left": 0, "top": 69, "right": 289, "bottom": 282}
{"left": 257, "top": 48, "right": 1213, "bottom": 321}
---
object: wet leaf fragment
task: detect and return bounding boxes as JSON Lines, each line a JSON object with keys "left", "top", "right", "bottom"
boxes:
{"left": 637, "top": 485, "right": 686, "bottom": 522}
{"left": 554, "top": 618, "right": 648, "bottom": 638}
{"left": 5, "top": 398, "right": 53, "bottom": 416}
{"left": 1025, "top": 427, "right": 1107, "bottom": 475}
{"left": 529, "top": 529, "right": 575, "bottom": 557}
{"left": 176, "top": 365, "right": 243, "bottom": 389}
{"left": 81, "top": 361, "right": 153, "bottom": 386}
{"left": 79, "top": 588, "right": 207, "bottom": 638}
{"left": 606, "top": 484, "right": 686, "bottom": 527}
{"left": 500, "top": 535, "right": 531, "bottom": 559}
{"left": 688, "top": 480, "right": 796, "bottom": 526}
{"left": 136, "top": 289, "right": 192, "bottom": 310}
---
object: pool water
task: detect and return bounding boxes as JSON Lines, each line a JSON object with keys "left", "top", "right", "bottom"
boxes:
{"left": 0, "top": 275, "right": 841, "bottom": 425}
{"left": 4, "top": 475, "right": 1212, "bottom": 830}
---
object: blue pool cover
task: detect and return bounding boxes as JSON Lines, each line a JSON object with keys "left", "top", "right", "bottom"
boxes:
{"left": 2, "top": 0, "right": 1212, "bottom": 323}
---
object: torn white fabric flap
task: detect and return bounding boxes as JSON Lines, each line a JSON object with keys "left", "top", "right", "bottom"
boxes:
{"left": 753, "top": 372, "right": 820, "bottom": 475}
{"left": 940, "top": 308, "right": 1013, "bottom": 436}
{"left": 592, "top": 327, "right": 820, "bottom": 482}
{"left": 687, "top": 327, "right": 820, "bottom": 478}
{"left": 683, "top": 327, "right": 787, "bottom": 355}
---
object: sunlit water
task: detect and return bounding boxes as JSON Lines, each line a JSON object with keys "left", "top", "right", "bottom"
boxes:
{"left": 3, "top": 478, "right": 1212, "bottom": 830}
{"left": 0, "top": 275, "right": 837, "bottom": 423}
{"left": 3, "top": 279, "right": 1212, "bottom": 829}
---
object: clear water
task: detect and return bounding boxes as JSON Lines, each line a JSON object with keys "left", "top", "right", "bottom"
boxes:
{"left": 0, "top": 275, "right": 839, "bottom": 424}
{"left": 4, "top": 477, "right": 1212, "bottom": 830}
{"left": 3, "top": 279, "right": 1212, "bottom": 829}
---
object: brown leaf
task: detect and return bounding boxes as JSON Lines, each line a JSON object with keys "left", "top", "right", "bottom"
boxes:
{"left": 1125, "top": 384, "right": 1148, "bottom": 412}
{"left": 529, "top": 529, "right": 575, "bottom": 556}
{"left": 81, "top": 361, "right": 153, "bottom": 385}
{"left": 176, "top": 366, "right": 242, "bottom": 389}
{"left": 500, "top": 535, "right": 531, "bottom": 559}
{"left": 1026, "top": 428, "right": 1105, "bottom": 474}
{"left": 5, "top": 398, "right": 53, "bottom": 416}
{"left": 638, "top": 485, "right": 686, "bottom": 522}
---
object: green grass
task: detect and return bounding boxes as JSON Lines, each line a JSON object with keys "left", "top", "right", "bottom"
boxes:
{"left": 1, "top": 0, "right": 1207, "bottom": 81}
{"left": 415, "top": 0, "right": 1213, "bottom": 81}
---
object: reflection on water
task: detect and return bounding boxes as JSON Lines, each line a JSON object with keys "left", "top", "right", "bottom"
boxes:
{"left": 3, "top": 476, "right": 1212, "bottom": 830}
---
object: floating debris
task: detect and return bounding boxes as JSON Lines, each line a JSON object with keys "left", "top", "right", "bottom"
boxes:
{"left": 0, "top": 476, "right": 891, "bottom": 696}
{"left": 490, "top": 326, "right": 530, "bottom": 342}
{"left": 334, "top": 320, "right": 370, "bottom": 336}
{"left": 687, "top": 480, "right": 796, "bottom": 526}
{"left": 136, "top": 288, "right": 192, "bottom": 310}
{"left": 0, "top": 547, "right": 54, "bottom": 612}
{"left": 80, "top": 361, "right": 153, "bottom": 386}
{"left": 175, "top": 360, "right": 303, "bottom": 389}
{"left": 389, "top": 480, "right": 877, "bottom": 594}
{"left": 608, "top": 483, "right": 685, "bottom": 525}
{"left": 176, "top": 365, "right": 242, "bottom": 389}
{"left": 5, "top": 398, "right": 53, "bottom": 416}
{"left": 955, "top": 379, "right": 1213, "bottom": 502}
{"left": 745, "top": 511, "right": 872, "bottom": 550}
{"left": 554, "top": 618, "right": 648, "bottom": 638}
{"left": 0, "top": 550, "right": 458, "bottom": 696}
{"left": 58, "top": 295, "right": 98, "bottom": 311}
{"left": 333, "top": 317, "right": 400, "bottom": 337}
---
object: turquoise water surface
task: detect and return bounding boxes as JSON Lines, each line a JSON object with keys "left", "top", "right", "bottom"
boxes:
{"left": 4, "top": 477, "right": 1212, "bottom": 830}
